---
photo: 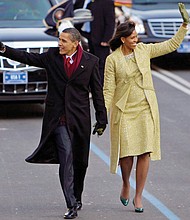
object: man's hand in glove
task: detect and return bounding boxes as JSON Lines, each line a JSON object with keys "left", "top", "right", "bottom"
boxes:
{"left": 0, "top": 42, "right": 6, "bottom": 53}
{"left": 92, "top": 122, "right": 106, "bottom": 136}
{"left": 179, "top": 2, "right": 189, "bottom": 25}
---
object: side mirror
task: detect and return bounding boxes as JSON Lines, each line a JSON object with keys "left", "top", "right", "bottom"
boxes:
{"left": 73, "top": 9, "right": 93, "bottom": 24}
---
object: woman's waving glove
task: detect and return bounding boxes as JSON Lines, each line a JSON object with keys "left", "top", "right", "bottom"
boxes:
{"left": 92, "top": 122, "right": 106, "bottom": 136}
{"left": 179, "top": 2, "right": 190, "bottom": 25}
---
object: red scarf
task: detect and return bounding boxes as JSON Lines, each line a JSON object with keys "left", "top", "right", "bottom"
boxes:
{"left": 64, "top": 44, "right": 83, "bottom": 78}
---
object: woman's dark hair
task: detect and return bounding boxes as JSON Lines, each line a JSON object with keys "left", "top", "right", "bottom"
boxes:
{"left": 109, "top": 21, "right": 136, "bottom": 51}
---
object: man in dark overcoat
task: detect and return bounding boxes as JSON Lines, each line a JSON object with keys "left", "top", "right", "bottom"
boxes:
{"left": 0, "top": 28, "right": 107, "bottom": 219}
{"left": 74, "top": 0, "right": 115, "bottom": 85}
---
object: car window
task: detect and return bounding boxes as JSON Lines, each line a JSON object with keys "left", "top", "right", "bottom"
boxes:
{"left": 0, "top": 0, "right": 51, "bottom": 20}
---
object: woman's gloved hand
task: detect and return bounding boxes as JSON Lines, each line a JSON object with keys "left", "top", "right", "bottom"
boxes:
{"left": 178, "top": 2, "right": 190, "bottom": 25}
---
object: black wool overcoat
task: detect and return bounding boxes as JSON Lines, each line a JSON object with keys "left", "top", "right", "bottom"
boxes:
{"left": 3, "top": 46, "right": 107, "bottom": 167}
{"left": 74, "top": 0, "right": 115, "bottom": 44}
{"left": 87, "top": 0, "right": 115, "bottom": 45}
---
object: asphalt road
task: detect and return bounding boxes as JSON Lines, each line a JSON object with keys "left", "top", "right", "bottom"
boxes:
{"left": 0, "top": 60, "right": 190, "bottom": 220}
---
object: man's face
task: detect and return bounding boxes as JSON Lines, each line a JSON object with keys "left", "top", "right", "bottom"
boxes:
{"left": 58, "top": 32, "right": 78, "bottom": 56}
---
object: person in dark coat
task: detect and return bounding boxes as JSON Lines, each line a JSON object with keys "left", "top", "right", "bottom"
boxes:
{"left": 0, "top": 28, "right": 107, "bottom": 219}
{"left": 74, "top": 0, "right": 115, "bottom": 85}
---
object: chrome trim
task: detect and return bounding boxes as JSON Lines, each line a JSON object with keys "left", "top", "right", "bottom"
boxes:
{"left": 148, "top": 18, "right": 190, "bottom": 38}
{"left": 0, "top": 41, "right": 56, "bottom": 96}
{"left": 0, "top": 81, "right": 47, "bottom": 94}
{"left": 0, "top": 41, "right": 58, "bottom": 71}
{"left": 3, "top": 40, "right": 58, "bottom": 48}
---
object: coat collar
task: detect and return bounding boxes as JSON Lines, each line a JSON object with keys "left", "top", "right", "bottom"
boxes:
{"left": 115, "top": 45, "right": 153, "bottom": 89}
{"left": 68, "top": 51, "right": 90, "bottom": 81}
{"left": 56, "top": 50, "right": 90, "bottom": 82}
{"left": 56, "top": 53, "right": 68, "bottom": 81}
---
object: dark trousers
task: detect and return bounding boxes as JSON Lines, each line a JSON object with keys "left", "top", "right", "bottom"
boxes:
{"left": 74, "top": 164, "right": 87, "bottom": 202}
{"left": 54, "top": 125, "right": 76, "bottom": 208}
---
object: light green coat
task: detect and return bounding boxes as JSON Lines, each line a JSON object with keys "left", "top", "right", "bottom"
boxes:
{"left": 104, "top": 26, "right": 188, "bottom": 174}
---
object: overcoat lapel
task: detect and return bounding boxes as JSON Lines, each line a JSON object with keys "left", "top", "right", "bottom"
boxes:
{"left": 56, "top": 53, "right": 69, "bottom": 81}
{"left": 134, "top": 47, "right": 145, "bottom": 80}
{"left": 116, "top": 47, "right": 128, "bottom": 74}
{"left": 68, "top": 53, "right": 90, "bottom": 81}
{"left": 134, "top": 46, "right": 150, "bottom": 89}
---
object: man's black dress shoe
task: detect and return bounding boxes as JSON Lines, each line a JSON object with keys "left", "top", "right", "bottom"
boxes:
{"left": 64, "top": 207, "right": 77, "bottom": 219}
{"left": 76, "top": 201, "right": 82, "bottom": 210}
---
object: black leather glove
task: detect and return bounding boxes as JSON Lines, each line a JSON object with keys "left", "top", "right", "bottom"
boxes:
{"left": 0, "top": 42, "right": 6, "bottom": 52}
{"left": 92, "top": 122, "right": 106, "bottom": 136}
{"left": 0, "top": 42, "right": 3, "bottom": 49}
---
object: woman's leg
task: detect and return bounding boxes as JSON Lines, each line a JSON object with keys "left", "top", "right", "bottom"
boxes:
{"left": 120, "top": 156, "right": 134, "bottom": 199}
{"left": 134, "top": 153, "right": 150, "bottom": 208}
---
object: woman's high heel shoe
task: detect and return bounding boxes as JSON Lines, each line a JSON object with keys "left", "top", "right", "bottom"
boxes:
{"left": 120, "top": 196, "right": 129, "bottom": 206}
{"left": 133, "top": 199, "right": 144, "bottom": 213}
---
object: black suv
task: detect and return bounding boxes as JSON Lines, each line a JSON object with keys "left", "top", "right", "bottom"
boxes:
{"left": 0, "top": 0, "right": 91, "bottom": 102}
{"left": 115, "top": 0, "right": 190, "bottom": 53}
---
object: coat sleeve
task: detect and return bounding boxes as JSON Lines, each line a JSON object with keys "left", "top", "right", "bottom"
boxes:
{"left": 148, "top": 25, "right": 188, "bottom": 59}
{"left": 2, "top": 46, "right": 49, "bottom": 68}
{"left": 90, "top": 57, "right": 108, "bottom": 124}
{"left": 103, "top": 55, "right": 116, "bottom": 113}
{"left": 102, "top": 0, "right": 115, "bottom": 42}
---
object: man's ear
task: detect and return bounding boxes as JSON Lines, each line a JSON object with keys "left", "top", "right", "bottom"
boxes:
{"left": 74, "top": 41, "right": 79, "bottom": 48}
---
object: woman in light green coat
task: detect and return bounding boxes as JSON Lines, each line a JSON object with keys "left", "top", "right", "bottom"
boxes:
{"left": 103, "top": 3, "right": 189, "bottom": 213}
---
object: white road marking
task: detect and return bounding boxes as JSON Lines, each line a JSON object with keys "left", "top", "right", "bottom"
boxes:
{"left": 152, "top": 65, "right": 190, "bottom": 89}
{"left": 152, "top": 69, "right": 190, "bottom": 96}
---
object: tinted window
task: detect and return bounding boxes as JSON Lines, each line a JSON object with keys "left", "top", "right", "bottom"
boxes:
{"left": 0, "top": 0, "right": 51, "bottom": 20}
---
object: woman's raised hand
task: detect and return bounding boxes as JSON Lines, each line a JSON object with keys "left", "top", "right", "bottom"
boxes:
{"left": 178, "top": 3, "right": 189, "bottom": 25}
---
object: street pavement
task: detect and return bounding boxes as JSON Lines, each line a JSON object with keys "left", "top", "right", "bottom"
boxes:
{"left": 0, "top": 65, "right": 190, "bottom": 220}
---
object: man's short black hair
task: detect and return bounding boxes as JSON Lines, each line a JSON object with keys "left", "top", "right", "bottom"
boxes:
{"left": 62, "top": 28, "right": 81, "bottom": 42}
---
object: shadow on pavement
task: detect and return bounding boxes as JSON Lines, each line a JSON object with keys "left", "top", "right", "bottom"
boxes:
{"left": 0, "top": 103, "right": 44, "bottom": 119}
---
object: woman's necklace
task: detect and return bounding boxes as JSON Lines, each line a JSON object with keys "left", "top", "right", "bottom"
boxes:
{"left": 121, "top": 46, "right": 134, "bottom": 60}
{"left": 124, "top": 52, "right": 134, "bottom": 60}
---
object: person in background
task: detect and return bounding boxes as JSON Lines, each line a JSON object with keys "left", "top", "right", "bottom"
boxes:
{"left": 74, "top": 0, "right": 115, "bottom": 85}
{"left": 0, "top": 27, "right": 107, "bottom": 219}
{"left": 103, "top": 3, "right": 189, "bottom": 213}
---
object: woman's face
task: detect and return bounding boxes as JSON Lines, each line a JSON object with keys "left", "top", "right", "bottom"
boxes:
{"left": 121, "top": 29, "right": 138, "bottom": 51}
